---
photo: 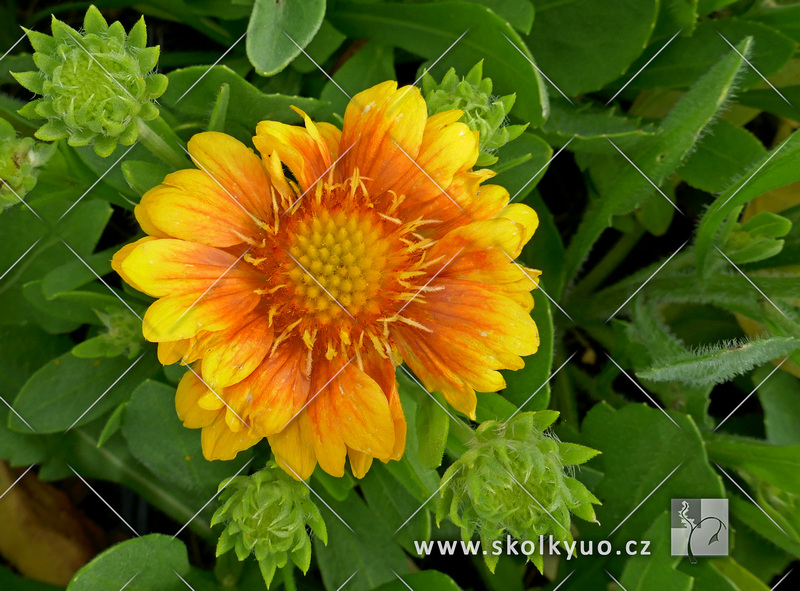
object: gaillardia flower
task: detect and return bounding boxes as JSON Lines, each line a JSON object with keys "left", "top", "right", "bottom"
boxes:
{"left": 113, "top": 81, "right": 540, "bottom": 479}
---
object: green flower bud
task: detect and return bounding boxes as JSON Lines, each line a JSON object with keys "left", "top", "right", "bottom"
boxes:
{"left": 0, "top": 118, "right": 54, "bottom": 212}
{"left": 437, "top": 411, "right": 600, "bottom": 572}
{"left": 423, "top": 61, "right": 527, "bottom": 167}
{"left": 211, "top": 461, "right": 328, "bottom": 588}
{"left": 12, "top": 5, "right": 168, "bottom": 158}
{"left": 724, "top": 211, "right": 792, "bottom": 265}
{"left": 72, "top": 307, "right": 144, "bottom": 359}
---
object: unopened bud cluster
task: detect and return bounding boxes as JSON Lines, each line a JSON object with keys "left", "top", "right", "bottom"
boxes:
{"left": 423, "top": 61, "right": 527, "bottom": 166}
{"left": 13, "top": 6, "right": 167, "bottom": 157}
{"left": 437, "top": 411, "right": 600, "bottom": 572}
{"left": 212, "top": 461, "right": 327, "bottom": 588}
{"left": 0, "top": 118, "right": 54, "bottom": 212}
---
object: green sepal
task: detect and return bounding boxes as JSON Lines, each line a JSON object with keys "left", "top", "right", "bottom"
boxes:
{"left": 83, "top": 5, "right": 109, "bottom": 35}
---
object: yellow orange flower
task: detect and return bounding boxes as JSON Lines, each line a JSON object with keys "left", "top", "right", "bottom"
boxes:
{"left": 113, "top": 81, "right": 540, "bottom": 480}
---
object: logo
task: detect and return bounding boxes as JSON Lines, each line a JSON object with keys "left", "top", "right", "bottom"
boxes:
{"left": 670, "top": 498, "right": 729, "bottom": 563}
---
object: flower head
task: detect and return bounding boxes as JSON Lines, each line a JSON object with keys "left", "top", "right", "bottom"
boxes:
{"left": 437, "top": 411, "right": 600, "bottom": 572}
{"left": 13, "top": 5, "right": 167, "bottom": 157}
{"left": 0, "top": 118, "right": 54, "bottom": 212}
{"left": 113, "top": 81, "right": 541, "bottom": 479}
{"left": 212, "top": 461, "right": 327, "bottom": 588}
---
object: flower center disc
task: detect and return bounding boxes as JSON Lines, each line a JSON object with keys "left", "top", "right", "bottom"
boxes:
{"left": 286, "top": 209, "right": 389, "bottom": 321}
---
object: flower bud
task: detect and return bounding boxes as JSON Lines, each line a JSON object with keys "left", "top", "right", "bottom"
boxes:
{"left": 437, "top": 411, "right": 600, "bottom": 572}
{"left": 13, "top": 5, "right": 167, "bottom": 157}
{"left": 0, "top": 118, "right": 54, "bottom": 212}
{"left": 72, "top": 307, "right": 144, "bottom": 359}
{"left": 423, "top": 61, "right": 527, "bottom": 166}
{"left": 211, "top": 461, "right": 328, "bottom": 588}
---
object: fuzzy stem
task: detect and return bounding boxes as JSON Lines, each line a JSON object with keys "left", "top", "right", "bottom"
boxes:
{"left": 136, "top": 116, "right": 192, "bottom": 170}
{"left": 570, "top": 225, "right": 646, "bottom": 298}
{"left": 282, "top": 563, "right": 298, "bottom": 591}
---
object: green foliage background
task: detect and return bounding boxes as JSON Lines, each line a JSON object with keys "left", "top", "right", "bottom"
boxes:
{"left": 1, "top": 0, "right": 800, "bottom": 589}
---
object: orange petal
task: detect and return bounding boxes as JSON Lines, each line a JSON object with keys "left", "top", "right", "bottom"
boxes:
{"left": 339, "top": 81, "right": 427, "bottom": 198}
{"left": 254, "top": 108, "right": 336, "bottom": 192}
{"left": 363, "top": 355, "right": 406, "bottom": 461}
{"left": 268, "top": 411, "right": 317, "bottom": 480}
{"left": 201, "top": 412, "right": 261, "bottom": 461}
{"left": 175, "top": 368, "right": 218, "bottom": 429}
{"left": 393, "top": 280, "right": 539, "bottom": 419}
{"left": 196, "top": 310, "right": 274, "bottom": 389}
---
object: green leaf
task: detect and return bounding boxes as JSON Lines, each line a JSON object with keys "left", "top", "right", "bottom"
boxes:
{"left": 490, "top": 133, "right": 553, "bottom": 203}
{"left": 207, "top": 82, "right": 230, "bottom": 132}
{"left": 754, "top": 365, "right": 800, "bottom": 446}
{"left": 312, "top": 467, "right": 355, "bottom": 502}
{"left": 121, "top": 380, "right": 253, "bottom": 497}
{"left": 97, "top": 402, "right": 127, "bottom": 448}
{"left": 360, "top": 463, "right": 431, "bottom": 554}
{"left": 463, "top": 0, "right": 535, "bottom": 34}
{"left": 537, "top": 100, "right": 659, "bottom": 154}
{"left": 564, "top": 38, "right": 752, "bottom": 281}
{"left": 320, "top": 42, "right": 395, "bottom": 117}
{"left": 314, "top": 488, "right": 409, "bottom": 591}
{"left": 619, "top": 513, "right": 694, "bottom": 591}
{"left": 527, "top": 0, "right": 659, "bottom": 96}
{"left": 67, "top": 534, "right": 189, "bottom": 590}
{"left": 246, "top": 0, "right": 325, "bottom": 76}
{"left": 372, "top": 571, "right": 463, "bottom": 591}
{"left": 415, "top": 391, "right": 450, "bottom": 468}
{"left": 654, "top": 0, "right": 698, "bottom": 38}
{"left": 0, "top": 325, "right": 71, "bottom": 401}
{"left": 679, "top": 119, "right": 766, "bottom": 194}
{"left": 706, "top": 433, "right": 800, "bottom": 496}
{"left": 9, "top": 350, "right": 158, "bottom": 434}
{"left": 750, "top": 3, "right": 800, "bottom": 43}
{"left": 625, "top": 19, "right": 796, "bottom": 90}
{"left": 291, "top": 20, "right": 346, "bottom": 73}
{"left": 696, "top": 130, "right": 800, "bottom": 276}
{"left": 40, "top": 248, "right": 114, "bottom": 299}
{"left": 581, "top": 403, "right": 724, "bottom": 543}
{"left": 329, "top": 1, "right": 548, "bottom": 126}
{"left": 729, "top": 495, "right": 800, "bottom": 560}
{"left": 122, "top": 160, "right": 171, "bottom": 197}
{"left": 23, "top": 282, "right": 131, "bottom": 333}
{"left": 161, "top": 65, "right": 330, "bottom": 144}
{"left": 636, "top": 337, "right": 800, "bottom": 386}
{"left": 708, "top": 557, "right": 770, "bottom": 591}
